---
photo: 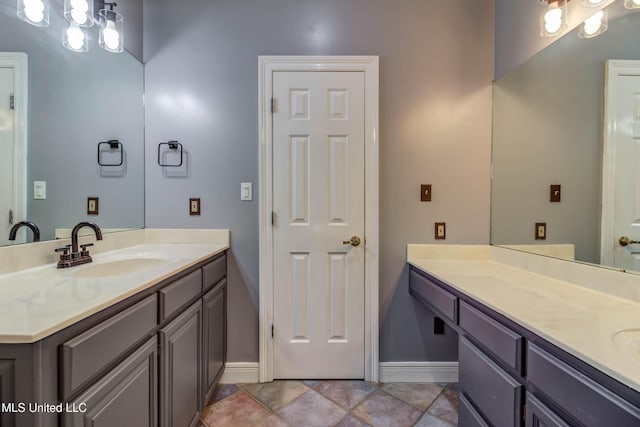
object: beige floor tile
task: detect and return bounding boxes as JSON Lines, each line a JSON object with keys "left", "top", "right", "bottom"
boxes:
{"left": 381, "top": 383, "right": 444, "bottom": 411}
{"left": 350, "top": 389, "right": 423, "bottom": 427}
{"left": 240, "top": 380, "right": 310, "bottom": 411}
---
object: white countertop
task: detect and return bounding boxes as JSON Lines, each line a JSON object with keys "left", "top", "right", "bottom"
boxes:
{"left": 0, "top": 243, "right": 227, "bottom": 343}
{"left": 407, "top": 246, "right": 640, "bottom": 393}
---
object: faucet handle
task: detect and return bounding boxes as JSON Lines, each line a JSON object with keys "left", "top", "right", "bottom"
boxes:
{"left": 80, "top": 243, "right": 94, "bottom": 250}
{"left": 55, "top": 245, "right": 72, "bottom": 255}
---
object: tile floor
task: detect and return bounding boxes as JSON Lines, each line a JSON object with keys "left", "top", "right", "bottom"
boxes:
{"left": 200, "top": 381, "right": 458, "bottom": 427}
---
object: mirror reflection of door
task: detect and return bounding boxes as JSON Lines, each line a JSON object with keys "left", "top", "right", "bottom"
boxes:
{"left": 0, "top": 53, "right": 27, "bottom": 246}
{"left": 601, "top": 60, "right": 640, "bottom": 270}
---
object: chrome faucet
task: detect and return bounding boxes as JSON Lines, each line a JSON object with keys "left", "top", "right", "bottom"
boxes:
{"left": 56, "top": 222, "right": 103, "bottom": 268}
{"left": 9, "top": 221, "right": 40, "bottom": 242}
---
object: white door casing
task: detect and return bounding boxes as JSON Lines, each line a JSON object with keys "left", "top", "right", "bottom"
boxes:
{"left": 0, "top": 53, "right": 28, "bottom": 246}
{"left": 601, "top": 60, "right": 640, "bottom": 269}
{"left": 272, "top": 71, "right": 365, "bottom": 378}
{"left": 259, "top": 56, "right": 379, "bottom": 382}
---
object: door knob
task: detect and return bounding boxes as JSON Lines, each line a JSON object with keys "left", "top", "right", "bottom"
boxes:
{"left": 619, "top": 236, "right": 640, "bottom": 246}
{"left": 342, "top": 236, "right": 361, "bottom": 247}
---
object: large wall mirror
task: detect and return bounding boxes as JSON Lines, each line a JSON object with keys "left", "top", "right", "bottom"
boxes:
{"left": 0, "top": 0, "right": 143, "bottom": 246}
{"left": 492, "top": 4, "right": 640, "bottom": 272}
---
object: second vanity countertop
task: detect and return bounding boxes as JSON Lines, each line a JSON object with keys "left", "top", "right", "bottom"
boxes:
{"left": 408, "top": 245, "right": 640, "bottom": 394}
{"left": 0, "top": 242, "right": 227, "bottom": 344}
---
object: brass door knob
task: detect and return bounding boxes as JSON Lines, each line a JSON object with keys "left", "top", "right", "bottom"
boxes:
{"left": 619, "top": 236, "right": 640, "bottom": 246}
{"left": 343, "top": 236, "right": 361, "bottom": 247}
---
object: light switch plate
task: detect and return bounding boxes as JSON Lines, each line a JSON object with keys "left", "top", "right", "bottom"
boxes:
{"left": 87, "top": 197, "right": 99, "bottom": 215}
{"left": 34, "top": 181, "right": 46, "bottom": 200}
{"left": 435, "top": 222, "right": 446, "bottom": 240}
{"left": 421, "top": 184, "right": 432, "bottom": 202}
{"left": 190, "top": 198, "right": 201, "bottom": 216}
{"left": 550, "top": 184, "right": 561, "bottom": 202}
{"left": 241, "top": 182, "right": 253, "bottom": 201}
{"left": 535, "top": 222, "right": 547, "bottom": 240}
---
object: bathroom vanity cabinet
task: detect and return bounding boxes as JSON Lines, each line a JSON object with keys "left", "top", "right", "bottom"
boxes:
{"left": 0, "top": 251, "right": 227, "bottom": 427}
{"left": 409, "top": 267, "right": 640, "bottom": 427}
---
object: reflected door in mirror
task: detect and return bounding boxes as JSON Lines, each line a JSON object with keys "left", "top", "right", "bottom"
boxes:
{"left": 602, "top": 60, "right": 640, "bottom": 270}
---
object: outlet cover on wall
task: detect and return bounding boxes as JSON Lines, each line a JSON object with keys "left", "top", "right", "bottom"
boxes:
{"left": 190, "top": 198, "right": 201, "bottom": 216}
{"left": 435, "top": 222, "right": 446, "bottom": 240}
{"left": 535, "top": 222, "right": 546, "bottom": 240}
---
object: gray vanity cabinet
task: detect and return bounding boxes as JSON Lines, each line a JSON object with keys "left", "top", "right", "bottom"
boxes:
{"left": 408, "top": 266, "right": 640, "bottom": 427}
{"left": 202, "top": 278, "right": 226, "bottom": 406}
{"left": 64, "top": 337, "right": 158, "bottom": 427}
{"left": 0, "top": 250, "right": 227, "bottom": 427}
{"left": 159, "top": 300, "right": 203, "bottom": 427}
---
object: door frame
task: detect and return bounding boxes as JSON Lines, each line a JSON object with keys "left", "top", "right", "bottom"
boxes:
{"left": 601, "top": 60, "right": 640, "bottom": 265}
{"left": 258, "top": 56, "right": 379, "bottom": 382}
{"left": 0, "top": 52, "right": 28, "bottom": 242}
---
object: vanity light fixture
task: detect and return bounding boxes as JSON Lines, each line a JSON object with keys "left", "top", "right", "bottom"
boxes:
{"left": 98, "top": 2, "right": 124, "bottom": 53}
{"left": 17, "top": 0, "right": 50, "bottom": 27}
{"left": 624, "top": 0, "right": 640, "bottom": 9}
{"left": 540, "top": 0, "right": 569, "bottom": 37}
{"left": 579, "top": 9, "right": 608, "bottom": 38}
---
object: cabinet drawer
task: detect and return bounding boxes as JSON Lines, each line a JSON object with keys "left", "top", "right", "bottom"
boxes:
{"left": 409, "top": 269, "right": 458, "bottom": 323}
{"left": 459, "top": 336, "right": 522, "bottom": 427}
{"left": 459, "top": 393, "right": 489, "bottom": 427}
{"left": 159, "top": 269, "right": 202, "bottom": 321}
{"left": 459, "top": 301, "right": 523, "bottom": 373}
{"left": 203, "top": 254, "right": 226, "bottom": 293}
{"left": 527, "top": 344, "right": 640, "bottom": 427}
{"left": 62, "top": 294, "right": 157, "bottom": 399}
{"left": 525, "top": 392, "right": 569, "bottom": 427}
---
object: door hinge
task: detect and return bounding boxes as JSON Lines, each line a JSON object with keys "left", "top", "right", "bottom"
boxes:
{"left": 270, "top": 97, "right": 275, "bottom": 114}
{"left": 8, "top": 209, "right": 13, "bottom": 226}
{"left": 157, "top": 344, "right": 161, "bottom": 357}
{"left": 10, "top": 95, "right": 14, "bottom": 110}
{"left": 522, "top": 403, "right": 526, "bottom": 421}
{"left": 271, "top": 211, "right": 276, "bottom": 226}
{"left": 271, "top": 324, "right": 274, "bottom": 339}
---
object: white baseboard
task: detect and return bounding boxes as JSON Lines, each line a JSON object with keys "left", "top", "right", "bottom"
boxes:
{"left": 378, "top": 362, "right": 459, "bottom": 383}
{"left": 220, "top": 362, "right": 458, "bottom": 384}
{"left": 220, "top": 362, "right": 260, "bottom": 384}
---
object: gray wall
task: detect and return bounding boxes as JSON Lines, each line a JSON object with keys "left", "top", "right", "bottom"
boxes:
{"left": 0, "top": 0, "right": 144, "bottom": 242}
{"left": 144, "top": 0, "right": 493, "bottom": 363}
{"left": 491, "top": 10, "right": 640, "bottom": 264}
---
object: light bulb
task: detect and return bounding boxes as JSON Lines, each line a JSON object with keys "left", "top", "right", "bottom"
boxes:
{"left": 23, "top": 0, "right": 45, "bottom": 23}
{"left": 588, "top": 0, "right": 603, "bottom": 4}
{"left": 583, "top": 11, "right": 604, "bottom": 36}
{"left": 66, "top": 25, "right": 85, "bottom": 50}
{"left": 70, "top": 8, "right": 87, "bottom": 25}
{"left": 544, "top": 8, "right": 563, "bottom": 35}
{"left": 70, "top": 0, "right": 88, "bottom": 12}
{"left": 103, "top": 20, "right": 120, "bottom": 50}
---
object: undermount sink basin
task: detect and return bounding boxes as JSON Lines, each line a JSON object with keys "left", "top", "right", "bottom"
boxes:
{"left": 612, "top": 328, "right": 640, "bottom": 358}
{"left": 71, "top": 258, "right": 168, "bottom": 278}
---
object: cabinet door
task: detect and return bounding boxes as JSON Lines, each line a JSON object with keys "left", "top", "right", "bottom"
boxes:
{"left": 65, "top": 337, "right": 158, "bottom": 427}
{"left": 526, "top": 393, "right": 570, "bottom": 427}
{"left": 160, "top": 300, "right": 202, "bottom": 427}
{"left": 202, "top": 279, "right": 226, "bottom": 405}
{"left": 459, "top": 336, "right": 522, "bottom": 427}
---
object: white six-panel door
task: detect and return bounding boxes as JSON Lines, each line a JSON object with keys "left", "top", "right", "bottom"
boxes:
{"left": 272, "top": 71, "right": 366, "bottom": 378}
{"left": 602, "top": 61, "right": 640, "bottom": 270}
